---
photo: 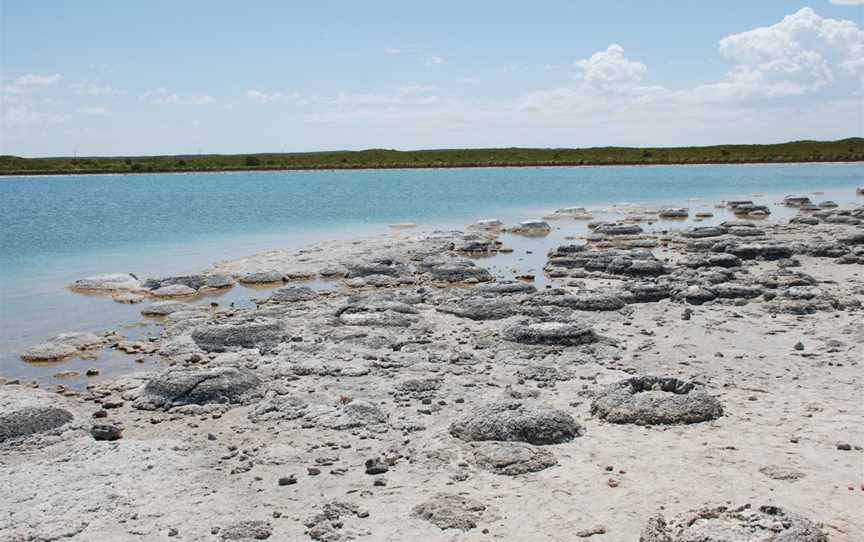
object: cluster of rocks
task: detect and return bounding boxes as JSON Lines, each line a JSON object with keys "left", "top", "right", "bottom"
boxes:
{"left": 9, "top": 199, "right": 859, "bottom": 540}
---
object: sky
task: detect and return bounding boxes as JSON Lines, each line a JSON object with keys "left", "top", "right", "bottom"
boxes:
{"left": 1, "top": 0, "right": 863, "bottom": 157}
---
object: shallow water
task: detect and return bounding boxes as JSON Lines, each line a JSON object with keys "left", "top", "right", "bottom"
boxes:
{"left": 1, "top": 163, "right": 861, "bottom": 385}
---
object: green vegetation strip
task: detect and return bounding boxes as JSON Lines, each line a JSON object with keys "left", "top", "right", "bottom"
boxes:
{"left": 2, "top": 138, "right": 862, "bottom": 175}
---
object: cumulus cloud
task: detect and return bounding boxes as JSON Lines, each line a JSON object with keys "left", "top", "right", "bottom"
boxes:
{"left": 304, "top": 8, "right": 862, "bottom": 147}
{"left": 574, "top": 44, "right": 647, "bottom": 91}
{"left": 702, "top": 7, "right": 864, "bottom": 100}
{"left": 142, "top": 88, "right": 216, "bottom": 105}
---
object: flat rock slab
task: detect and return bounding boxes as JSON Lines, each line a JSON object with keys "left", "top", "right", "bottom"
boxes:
{"left": 191, "top": 317, "right": 285, "bottom": 353}
{"left": 471, "top": 441, "right": 558, "bottom": 475}
{"left": 641, "top": 505, "right": 828, "bottom": 542}
{"left": 266, "top": 285, "right": 319, "bottom": 303}
{"left": 69, "top": 273, "right": 141, "bottom": 291}
{"left": 503, "top": 321, "right": 598, "bottom": 346}
{"left": 138, "top": 366, "right": 262, "bottom": 409}
{"left": 411, "top": 494, "right": 488, "bottom": 531}
{"left": 20, "top": 332, "right": 104, "bottom": 362}
{"left": 591, "top": 376, "right": 723, "bottom": 425}
{"left": 450, "top": 401, "right": 582, "bottom": 445}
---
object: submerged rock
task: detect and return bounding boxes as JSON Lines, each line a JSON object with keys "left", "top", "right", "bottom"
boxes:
{"left": 450, "top": 401, "right": 582, "bottom": 445}
{"left": 509, "top": 220, "right": 552, "bottom": 236}
{"left": 640, "top": 504, "right": 828, "bottom": 542}
{"left": 69, "top": 273, "right": 141, "bottom": 292}
{"left": 20, "top": 332, "right": 104, "bottom": 362}
{"left": 591, "top": 376, "right": 723, "bottom": 425}
{"left": 151, "top": 284, "right": 197, "bottom": 297}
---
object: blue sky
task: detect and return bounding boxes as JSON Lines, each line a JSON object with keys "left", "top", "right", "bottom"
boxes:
{"left": 1, "top": 1, "right": 862, "bottom": 157}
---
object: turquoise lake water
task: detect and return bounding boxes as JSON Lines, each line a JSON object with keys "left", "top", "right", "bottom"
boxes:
{"left": 1, "top": 163, "right": 862, "bottom": 383}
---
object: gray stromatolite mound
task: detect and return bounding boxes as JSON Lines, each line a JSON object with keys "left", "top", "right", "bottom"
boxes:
{"left": 266, "top": 285, "right": 319, "bottom": 303}
{"left": 411, "top": 494, "right": 488, "bottom": 531}
{"left": 20, "top": 332, "right": 105, "bottom": 362}
{"left": 591, "top": 376, "right": 723, "bottom": 425}
{"left": 437, "top": 296, "right": 516, "bottom": 320}
{"left": 69, "top": 273, "right": 141, "bottom": 291}
{"left": 0, "top": 406, "right": 74, "bottom": 443}
{"left": 219, "top": 520, "right": 273, "bottom": 540}
{"left": 0, "top": 386, "right": 77, "bottom": 444}
{"left": 450, "top": 401, "right": 582, "bottom": 445}
{"left": 138, "top": 366, "right": 262, "bottom": 409}
{"left": 471, "top": 441, "right": 558, "bottom": 475}
{"left": 502, "top": 321, "right": 598, "bottom": 346}
{"left": 476, "top": 281, "right": 537, "bottom": 295}
{"left": 640, "top": 504, "right": 828, "bottom": 542}
{"left": 191, "top": 317, "right": 285, "bottom": 353}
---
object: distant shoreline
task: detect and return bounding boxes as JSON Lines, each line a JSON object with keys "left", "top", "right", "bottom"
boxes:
{"left": 2, "top": 137, "right": 862, "bottom": 176}
{"left": 1, "top": 157, "right": 862, "bottom": 178}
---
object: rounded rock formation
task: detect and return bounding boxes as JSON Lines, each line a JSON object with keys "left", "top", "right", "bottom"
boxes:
{"left": 139, "top": 366, "right": 262, "bottom": 409}
{"left": 640, "top": 504, "right": 828, "bottom": 542}
{"left": 591, "top": 376, "right": 723, "bottom": 425}
{"left": 191, "top": 317, "right": 285, "bottom": 353}
{"left": 502, "top": 321, "right": 598, "bottom": 346}
{"left": 450, "top": 401, "right": 582, "bottom": 445}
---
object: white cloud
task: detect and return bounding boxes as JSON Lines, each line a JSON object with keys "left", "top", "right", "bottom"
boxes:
{"left": 72, "top": 80, "right": 119, "bottom": 97}
{"left": 312, "top": 86, "right": 441, "bottom": 109}
{"left": 246, "top": 89, "right": 305, "bottom": 105}
{"left": 574, "top": 44, "right": 647, "bottom": 91}
{"left": 78, "top": 106, "right": 112, "bottom": 116}
{"left": 303, "top": 9, "right": 862, "bottom": 147}
{"left": 142, "top": 88, "right": 216, "bottom": 105}
{"left": 424, "top": 56, "right": 444, "bottom": 67}
{"left": 384, "top": 48, "right": 404, "bottom": 55}
{"left": 830, "top": 0, "right": 864, "bottom": 5}
{"left": 705, "top": 7, "right": 864, "bottom": 100}
{"left": 1, "top": 73, "right": 62, "bottom": 94}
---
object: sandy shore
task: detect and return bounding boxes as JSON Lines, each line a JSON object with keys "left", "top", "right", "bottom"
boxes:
{"left": 1, "top": 196, "right": 862, "bottom": 541}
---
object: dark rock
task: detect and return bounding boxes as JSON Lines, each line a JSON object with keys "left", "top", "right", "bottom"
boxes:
{"left": 139, "top": 366, "right": 262, "bottom": 409}
{"left": 450, "top": 401, "right": 582, "bottom": 445}
{"left": 0, "top": 406, "right": 74, "bottom": 443}
{"left": 502, "top": 321, "right": 599, "bottom": 346}
{"left": 90, "top": 423, "right": 122, "bottom": 441}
